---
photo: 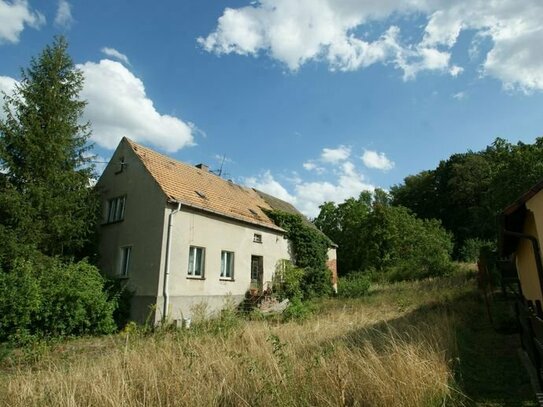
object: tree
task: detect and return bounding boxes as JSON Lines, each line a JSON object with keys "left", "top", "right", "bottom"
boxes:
{"left": 0, "top": 36, "right": 98, "bottom": 264}
{"left": 315, "top": 190, "right": 454, "bottom": 279}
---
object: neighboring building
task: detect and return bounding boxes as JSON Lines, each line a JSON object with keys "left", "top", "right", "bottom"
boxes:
{"left": 500, "top": 179, "right": 543, "bottom": 305}
{"left": 97, "top": 137, "right": 337, "bottom": 324}
{"left": 499, "top": 179, "right": 543, "bottom": 386}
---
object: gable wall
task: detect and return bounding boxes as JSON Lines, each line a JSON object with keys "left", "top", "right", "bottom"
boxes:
{"left": 157, "top": 206, "right": 291, "bottom": 320}
{"left": 97, "top": 140, "right": 168, "bottom": 322}
{"left": 520, "top": 191, "right": 543, "bottom": 303}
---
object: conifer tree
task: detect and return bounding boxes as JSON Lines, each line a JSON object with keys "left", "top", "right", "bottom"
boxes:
{"left": 0, "top": 36, "right": 98, "bottom": 263}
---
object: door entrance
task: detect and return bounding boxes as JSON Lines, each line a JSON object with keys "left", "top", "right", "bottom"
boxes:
{"left": 250, "top": 255, "right": 263, "bottom": 291}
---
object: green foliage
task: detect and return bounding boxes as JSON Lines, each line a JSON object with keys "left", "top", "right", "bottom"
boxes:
{"left": 104, "top": 279, "right": 134, "bottom": 330}
{"left": 459, "top": 238, "right": 494, "bottom": 263}
{"left": 315, "top": 190, "right": 454, "bottom": 280}
{"left": 315, "top": 192, "right": 372, "bottom": 274}
{"left": 282, "top": 298, "right": 314, "bottom": 321}
{"left": 0, "top": 257, "right": 116, "bottom": 344}
{"left": 273, "top": 260, "right": 304, "bottom": 301}
{"left": 0, "top": 36, "right": 98, "bottom": 265}
{"left": 337, "top": 274, "right": 371, "bottom": 298}
{"left": 267, "top": 210, "right": 332, "bottom": 298}
{"left": 391, "top": 137, "right": 543, "bottom": 255}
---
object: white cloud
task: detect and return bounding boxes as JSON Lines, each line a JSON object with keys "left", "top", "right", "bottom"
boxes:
{"left": 101, "top": 47, "right": 130, "bottom": 65}
{"left": 200, "top": 0, "right": 543, "bottom": 90}
{"left": 452, "top": 91, "right": 467, "bottom": 100}
{"left": 245, "top": 170, "right": 296, "bottom": 204}
{"left": 78, "top": 59, "right": 195, "bottom": 152}
{"left": 0, "top": 75, "right": 16, "bottom": 95}
{"left": 302, "top": 160, "right": 325, "bottom": 174}
{"left": 245, "top": 161, "right": 374, "bottom": 218}
{"left": 361, "top": 150, "right": 395, "bottom": 171}
{"left": 321, "top": 145, "right": 350, "bottom": 163}
{"left": 0, "top": 0, "right": 45, "bottom": 43}
{"left": 0, "top": 75, "right": 17, "bottom": 120}
{"left": 54, "top": 0, "right": 73, "bottom": 29}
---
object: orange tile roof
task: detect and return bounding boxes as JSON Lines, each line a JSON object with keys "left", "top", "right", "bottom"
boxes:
{"left": 125, "top": 138, "right": 284, "bottom": 232}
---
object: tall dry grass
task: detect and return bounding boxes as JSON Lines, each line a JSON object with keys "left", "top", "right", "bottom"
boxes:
{"left": 0, "top": 276, "right": 471, "bottom": 406}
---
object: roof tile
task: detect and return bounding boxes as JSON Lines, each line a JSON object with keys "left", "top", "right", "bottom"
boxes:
{"left": 125, "top": 138, "right": 283, "bottom": 231}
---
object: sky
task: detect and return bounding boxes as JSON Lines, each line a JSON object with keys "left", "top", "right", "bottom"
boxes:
{"left": 1, "top": 0, "right": 543, "bottom": 217}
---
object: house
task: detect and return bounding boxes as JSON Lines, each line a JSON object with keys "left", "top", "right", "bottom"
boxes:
{"left": 97, "top": 137, "right": 337, "bottom": 324}
{"left": 499, "top": 178, "right": 543, "bottom": 305}
{"left": 499, "top": 178, "right": 543, "bottom": 385}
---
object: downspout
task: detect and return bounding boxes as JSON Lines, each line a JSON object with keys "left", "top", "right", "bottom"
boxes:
{"left": 163, "top": 201, "right": 181, "bottom": 322}
{"left": 502, "top": 229, "right": 543, "bottom": 303}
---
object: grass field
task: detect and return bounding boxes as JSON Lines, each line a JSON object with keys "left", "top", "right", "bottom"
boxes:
{"left": 0, "top": 273, "right": 537, "bottom": 406}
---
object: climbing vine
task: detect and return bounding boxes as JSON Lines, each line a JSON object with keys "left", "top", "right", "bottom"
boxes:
{"left": 266, "top": 210, "right": 332, "bottom": 298}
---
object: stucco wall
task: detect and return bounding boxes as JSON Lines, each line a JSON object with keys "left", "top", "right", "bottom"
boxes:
{"left": 326, "top": 247, "right": 338, "bottom": 293}
{"left": 157, "top": 206, "right": 291, "bottom": 321}
{"left": 97, "top": 140, "right": 167, "bottom": 322}
{"left": 520, "top": 192, "right": 543, "bottom": 303}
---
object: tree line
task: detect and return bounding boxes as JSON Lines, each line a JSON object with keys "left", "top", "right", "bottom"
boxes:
{"left": 315, "top": 138, "right": 543, "bottom": 278}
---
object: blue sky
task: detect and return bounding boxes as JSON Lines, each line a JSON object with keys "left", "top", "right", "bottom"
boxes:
{"left": 1, "top": 0, "right": 543, "bottom": 216}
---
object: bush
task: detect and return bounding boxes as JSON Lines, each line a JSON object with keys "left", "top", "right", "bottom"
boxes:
{"left": 282, "top": 298, "right": 314, "bottom": 321}
{"left": 0, "top": 257, "right": 116, "bottom": 344}
{"left": 273, "top": 260, "right": 304, "bottom": 301}
{"left": 338, "top": 273, "right": 371, "bottom": 298}
{"left": 459, "top": 239, "right": 494, "bottom": 263}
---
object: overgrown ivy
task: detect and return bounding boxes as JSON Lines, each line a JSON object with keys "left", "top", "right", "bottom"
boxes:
{"left": 266, "top": 210, "right": 332, "bottom": 299}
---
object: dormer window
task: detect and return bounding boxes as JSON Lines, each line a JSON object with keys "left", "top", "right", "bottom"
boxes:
{"left": 107, "top": 196, "right": 126, "bottom": 223}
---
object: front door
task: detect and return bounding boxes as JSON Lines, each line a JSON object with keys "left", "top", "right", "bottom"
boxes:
{"left": 251, "top": 255, "right": 263, "bottom": 291}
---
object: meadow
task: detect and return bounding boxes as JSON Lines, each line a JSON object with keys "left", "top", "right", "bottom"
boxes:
{"left": 0, "top": 273, "right": 536, "bottom": 406}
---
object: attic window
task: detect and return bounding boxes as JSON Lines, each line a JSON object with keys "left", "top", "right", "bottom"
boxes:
{"left": 195, "top": 190, "right": 207, "bottom": 199}
{"left": 253, "top": 233, "right": 262, "bottom": 243}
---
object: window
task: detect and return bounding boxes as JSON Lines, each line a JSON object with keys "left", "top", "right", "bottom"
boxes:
{"left": 188, "top": 246, "right": 205, "bottom": 278}
{"left": 107, "top": 196, "right": 126, "bottom": 223}
{"left": 220, "top": 251, "right": 234, "bottom": 279}
{"left": 119, "top": 246, "right": 131, "bottom": 277}
{"left": 253, "top": 233, "right": 262, "bottom": 243}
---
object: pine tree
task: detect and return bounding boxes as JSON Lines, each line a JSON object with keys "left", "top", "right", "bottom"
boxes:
{"left": 0, "top": 36, "right": 98, "bottom": 264}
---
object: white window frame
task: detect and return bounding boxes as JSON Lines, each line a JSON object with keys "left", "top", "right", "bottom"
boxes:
{"left": 220, "top": 251, "right": 235, "bottom": 280}
{"left": 119, "top": 246, "right": 131, "bottom": 278}
{"left": 107, "top": 196, "right": 126, "bottom": 223}
{"left": 188, "top": 246, "right": 205, "bottom": 278}
{"left": 253, "top": 233, "right": 262, "bottom": 243}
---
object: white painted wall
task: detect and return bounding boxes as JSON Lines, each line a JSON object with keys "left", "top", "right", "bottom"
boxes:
{"left": 158, "top": 206, "right": 291, "bottom": 320}
{"left": 97, "top": 140, "right": 168, "bottom": 322}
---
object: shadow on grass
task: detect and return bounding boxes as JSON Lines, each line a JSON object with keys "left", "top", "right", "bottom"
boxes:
{"left": 335, "top": 288, "right": 537, "bottom": 406}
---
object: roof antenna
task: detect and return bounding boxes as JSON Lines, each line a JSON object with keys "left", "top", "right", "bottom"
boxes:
{"left": 212, "top": 155, "right": 229, "bottom": 178}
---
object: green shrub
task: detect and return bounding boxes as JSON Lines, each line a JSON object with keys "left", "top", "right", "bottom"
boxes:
{"left": 273, "top": 260, "right": 304, "bottom": 301}
{"left": 0, "top": 257, "right": 116, "bottom": 344}
{"left": 282, "top": 298, "right": 314, "bottom": 322}
{"left": 266, "top": 210, "right": 332, "bottom": 298}
{"left": 459, "top": 239, "right": 494, "bottom": 263}
{"left": 338, "top": 273, "right": 371, "bottom": 298}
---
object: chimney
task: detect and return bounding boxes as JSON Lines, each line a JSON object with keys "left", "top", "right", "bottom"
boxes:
{"left": 195, "top": 163, "right": 208, "bottom": 172}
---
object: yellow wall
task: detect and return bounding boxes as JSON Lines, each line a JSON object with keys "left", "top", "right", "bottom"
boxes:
{"left": 514, "top": 188, "right": 543, "bottom": 304}
{"left": 515, "top": 210, "right": 543, "bottom": 303}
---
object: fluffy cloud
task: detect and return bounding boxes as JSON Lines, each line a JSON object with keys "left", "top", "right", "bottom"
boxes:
{"left": 0, "top": 0, "right": 44, "bottom": 43}
{"left": 245, "top": 170, "right": 296, "bottom": 203}
{"left": 245, "top": 161, "right": 374, "bottom": 218}
{"left": 78, "top": 59, "right": 194, "bottom": 152}
{"left": 0, "top": 75, "right": 17, "bottom": 119}
{"left": 54, "top": 0, "right": 73, "bottom": 29}
{"left": 361, "top": 150, "right": 394, "bottom": 171}
{"left": 200, "top": 0, "right": 543, "bottom": 90}
{"left": 321, "top": 145, "right": 351, "bottom": 163}
{"left": 101, "top": 47, "right": 130, "bottom": 65}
